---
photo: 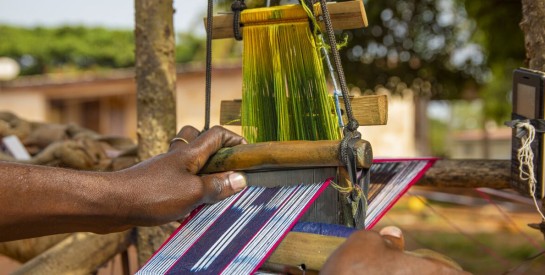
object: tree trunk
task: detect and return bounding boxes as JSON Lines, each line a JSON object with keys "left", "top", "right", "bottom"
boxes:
{"left": 520, "top": 0, "right": 545, "bottom": 238}
{"left": 520, "top": 1, "right": 545, "bottom": 71}
{"left": 134, "top": 0, "right": 177, "bottom": 266}
{"left": 416, "top": 159, "right": 510, "bottom": 189}
{"left": 414, "top": 96, "right": 431, "bottom": 156}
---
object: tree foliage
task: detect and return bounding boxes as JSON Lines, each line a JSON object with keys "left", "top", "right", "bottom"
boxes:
{"left": 339, "top": 0, "right": 488, "bottom": 99}
{"left": 0, "top": 25, "right": 205, "bottom": 75}
{"left": 0, "top": 25, "right": 134, "bottom": 75}
{"left": 462, "top": 0, "right": 524, "bottom": 123}
{"left": 342, "top": 0, "right": 524, "bottom": 122}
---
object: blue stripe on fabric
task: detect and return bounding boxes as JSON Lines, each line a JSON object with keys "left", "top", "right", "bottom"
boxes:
{"left": 291, "top": 222, "right": 356, "bottom": 238}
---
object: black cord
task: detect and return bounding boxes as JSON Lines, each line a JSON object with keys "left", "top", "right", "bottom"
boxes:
{"left": 204, "top": 0, "right": 214, "bottom": 131}
{"left": 232, "top": 0, "right": 246, "bottom": 41}
{"left": 318, "top": 0, "right": 366, "bottom": 228}
{"left": 318, "top": 0, "right": 359, "bottom": 133}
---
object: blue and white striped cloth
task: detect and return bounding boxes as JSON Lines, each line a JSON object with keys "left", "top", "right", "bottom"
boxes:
{"left": 137, "top": 181, "right": 330, "bottom": 275}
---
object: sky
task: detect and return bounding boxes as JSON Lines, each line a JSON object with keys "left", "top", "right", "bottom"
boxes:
{"left": 0, "top": 0, "right": 207, "bottom": 34}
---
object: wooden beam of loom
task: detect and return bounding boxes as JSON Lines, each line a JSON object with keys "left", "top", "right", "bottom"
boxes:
{"left": 220, "top": 95, "right": 388, "bottom": 127}
{"left": 201, "top": 139, "right": 373, "bottom": 173}
{"left": 207, "top": 1, "right": 368, "bottom": 39}
{"left": 263, "top": 232, "right": 346, "bottom": 272}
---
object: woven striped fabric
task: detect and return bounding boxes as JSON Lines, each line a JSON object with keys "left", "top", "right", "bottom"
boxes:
{"left": 137, "top": 180, "right": 331, "bottom": 275}
{"left": 137, "top": 158, "right": 435, "bottom": 274}
{"left": 365, "top": 158, "right": 436, "bottom": 229}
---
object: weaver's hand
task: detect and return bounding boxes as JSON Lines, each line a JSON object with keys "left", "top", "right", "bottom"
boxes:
{"left": 321, "top": 226, "right": 470, "bottom": 275}
{"left": 116, "top": 125, "right": 248, "bottom": 228}
{"left": 0, "top": 125, "right": 248, "bottom": 241}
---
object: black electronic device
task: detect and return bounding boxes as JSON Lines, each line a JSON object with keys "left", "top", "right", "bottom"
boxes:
{"left": 511, "top": 67, "right": 545, "bottom": 199}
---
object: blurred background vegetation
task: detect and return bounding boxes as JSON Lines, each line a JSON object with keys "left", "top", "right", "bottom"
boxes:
{"left": 0, "top": 0, "right": 524, "bottom": 157}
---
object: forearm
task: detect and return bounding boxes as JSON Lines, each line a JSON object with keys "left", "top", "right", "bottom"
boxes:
{"left": 0, "top": 126, "right": 248, "bottom": 241}
{"left": 0, "top": 161, "right": 128, "bottom": 241}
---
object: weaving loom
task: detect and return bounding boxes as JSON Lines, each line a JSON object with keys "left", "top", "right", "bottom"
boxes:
{"left": 137, "top": 158, "right": 435, "bottom": 274}
{"left": 204, "top": 0, "right": 375, "bottom": 229}
{"left": 138, "top": 0, "right": 417, "bottom": 273}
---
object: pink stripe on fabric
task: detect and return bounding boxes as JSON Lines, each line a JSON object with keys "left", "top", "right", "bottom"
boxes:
{"left": 373, "top": 157, "right": 439, "bottom": 163}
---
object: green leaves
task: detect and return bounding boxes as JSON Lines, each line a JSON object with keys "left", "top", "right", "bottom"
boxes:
{"left": 0, "top": 25, "right": 206, "bottom": 75}
{"left": 0, "top": 25, "right": 135, "bottom": 74}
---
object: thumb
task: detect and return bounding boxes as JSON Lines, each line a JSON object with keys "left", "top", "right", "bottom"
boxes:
{"left": 379, "top": 226, "right": 405, "bottom": 251}
{"left": 201, "top": 172, "right": 247, "bottom": 203}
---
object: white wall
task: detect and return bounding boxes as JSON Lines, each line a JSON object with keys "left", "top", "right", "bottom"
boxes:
{"left": 362, "top": 92, "right": 417, "bottom": 158}
{"left": 0, "top": 91, "right": 47, "bottom": 122}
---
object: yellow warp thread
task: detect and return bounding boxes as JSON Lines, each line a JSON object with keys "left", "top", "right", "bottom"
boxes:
{"left": 241, "top": 7, "right": 340, "bottom": 143}
{"left": 330, "top": 179, "right": 354, "bottom": 194}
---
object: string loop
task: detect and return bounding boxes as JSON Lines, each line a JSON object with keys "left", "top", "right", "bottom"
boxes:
{"left": 512, "top": 120, "right": 545, "bottom": 220}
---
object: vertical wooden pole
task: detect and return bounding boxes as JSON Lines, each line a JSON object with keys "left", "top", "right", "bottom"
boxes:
{"left": 520, "top": 0, "right": 545, "bottom": 239}
{"left": 520, "top": 1, "right": 545, "bottom": 72}
{"left": 134, "top": 0, "right": 177, "bottom": 266}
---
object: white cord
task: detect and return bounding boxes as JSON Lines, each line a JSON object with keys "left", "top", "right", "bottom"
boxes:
{"left": 515, "top": 121, "right": 545, "bottom": 220}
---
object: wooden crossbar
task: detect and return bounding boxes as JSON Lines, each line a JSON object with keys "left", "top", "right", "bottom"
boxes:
{"left": 206, "top": 1, "right": 368, "bottom": 39}
{"left": 220, "top": 95, "right": 388, "bottom": 127}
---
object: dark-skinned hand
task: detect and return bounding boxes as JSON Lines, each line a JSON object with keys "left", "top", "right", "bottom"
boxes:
{"left": 116, "top": 125, "right": 248, "bottom": 228}
{"left": 0, "top": 125, "right": 247, "bottom": 241}
{"left": 321, "top": 226, "right": 471, "bottom": 275}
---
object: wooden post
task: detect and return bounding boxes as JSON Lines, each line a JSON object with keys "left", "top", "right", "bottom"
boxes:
{"left": 12, "top": 232, "right": 131, "bottom": 275}
{"left": 520, "top": 0, "right": 545, "bottom": 239}
{"left": 134, "top": 0, "right": 177, "bottom": 266}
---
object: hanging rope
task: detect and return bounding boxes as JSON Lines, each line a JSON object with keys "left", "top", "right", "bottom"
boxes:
{"left": 318, "top": 0, "right": 359, "bottom": 134}
{"left": 203, "top": 0, "right": 214, "bottom": 131}
{"left": 316, "top": 0, "right": 367, "bottom": 228}
{"left": 231, "top": 0, "right": 246, "bottom": 41}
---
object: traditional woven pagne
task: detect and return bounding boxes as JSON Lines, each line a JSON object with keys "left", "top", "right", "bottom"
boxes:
{"left": 137, "top": 181, "right": 331, "bottom": 274}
